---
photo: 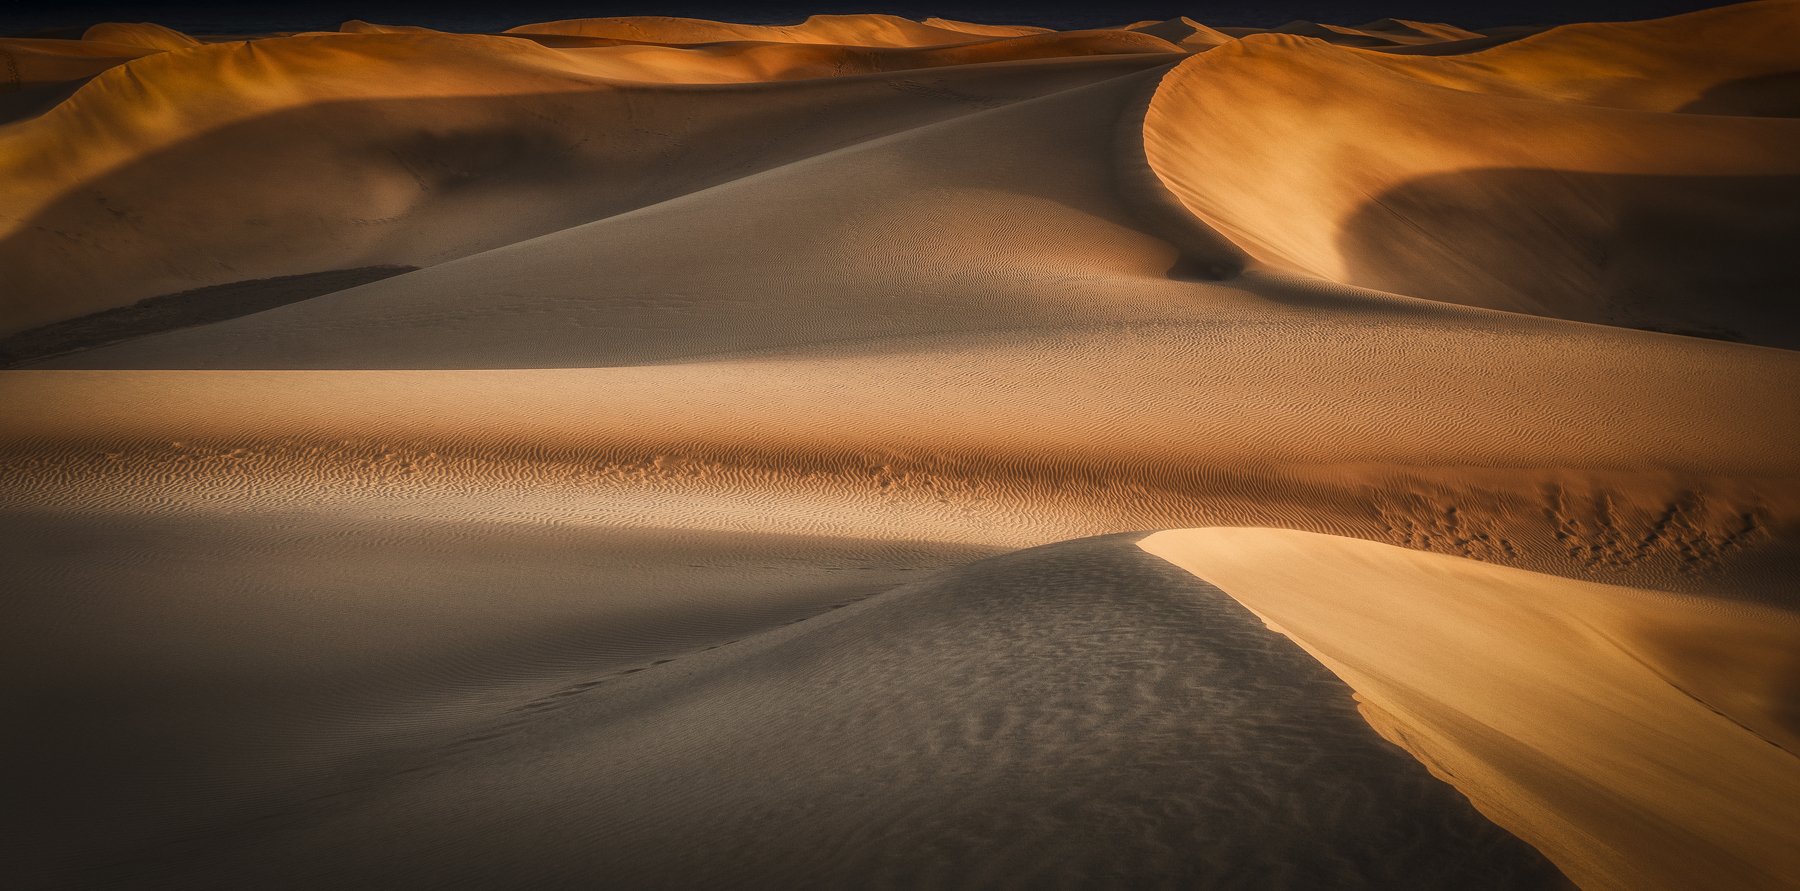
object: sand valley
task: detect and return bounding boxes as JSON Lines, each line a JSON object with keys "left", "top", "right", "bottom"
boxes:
{"left": 3, "top": 3, "right": 1797, "bottom": 887}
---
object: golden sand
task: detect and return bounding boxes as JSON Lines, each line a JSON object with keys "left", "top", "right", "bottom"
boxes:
{"left": 4, "top": 3, "right": 1796, "bottom": 886}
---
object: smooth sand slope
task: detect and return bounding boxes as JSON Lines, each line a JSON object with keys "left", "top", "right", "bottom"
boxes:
{"left": 16, "top": 45, "right": 1795, "bottom": 594}
{"left": 1143, "top": 529, "right": 1800, "bottom": 891}
{"left": 1141, "top": 0, "right": 1800, "bottom": 345}
{"left": 3, "top": 507, "right": 995, "bottom": 886}
{"left": 0, "top": 27, "right": 1175, "bottom": 332}
{"left": 3, "top": 4, "right": 1798, "bottom": 889}
{"left": 7, "top": 534, "right": 1568, "bottom": 888}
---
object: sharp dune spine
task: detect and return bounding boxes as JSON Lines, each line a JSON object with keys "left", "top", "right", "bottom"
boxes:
{"left": 3, "top": 3, "right": 1797, "bottom": 889}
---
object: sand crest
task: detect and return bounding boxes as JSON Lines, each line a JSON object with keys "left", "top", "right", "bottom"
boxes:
{"left": 3, "top": 3, "right": 1797, "bottom": 887}
{"left": 1142, "top": 528, "right": 1800, "bottom": 891}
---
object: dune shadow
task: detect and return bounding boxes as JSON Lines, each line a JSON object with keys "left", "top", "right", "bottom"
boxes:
{"left": 1, "top": 54, "right": 1170, "bottom": 339}
{"left": 1378, "top": 26, "right": 1551, "bottom": 56}
{"left": 1679, "top": 71, "right": 1800, "bottom": 118}
{"left": 0, "top": 77, "right": 89, "bottom": 125}
{"left": 0, "top": 266, "right": 415, "bottom": 367}
{"left": 1109, "top": 64, "right": 1250, "bottom": 283}
{"left": 40, "top": 530, "right": 1568, "bottom": 887}
{"left": 1335, "top": 168, "right": 1800, "bottom": 349}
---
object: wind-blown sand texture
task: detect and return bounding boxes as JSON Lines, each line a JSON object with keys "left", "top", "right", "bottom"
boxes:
{"left": 3, "top": 3, "right": 1797, "bottom": 888}
{"left": 1142, "top": 529, "right": 1800, "bottom": 891}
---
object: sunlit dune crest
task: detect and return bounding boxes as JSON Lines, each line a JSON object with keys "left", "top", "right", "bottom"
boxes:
{"left": 3, "top": 2, "right": 1797, "bottom": 888}
{"left": 1124, "top": 16, "right": 1236, "bottom": 49}
{"left": 80, "top": 21, "right": 205, "bottom": 51}
{"left": 500, "top": 12, "right": 1043, "bottom": 46}
{"left": 337, "top": 19, "right": 448, "bottom": 35}
{"left": 1143, "top": 529, "right": 1800, "bottom": 891}
{"left": 0, "top": 25, "right": 1181, "bottom": 329}
{"left": 1140, "top": 0, "right": 1800, "bottom": 344}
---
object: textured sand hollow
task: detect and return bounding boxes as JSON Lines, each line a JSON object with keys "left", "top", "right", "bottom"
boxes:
{"left": 3, "top": 3, "right": 1798, "bottom": 889}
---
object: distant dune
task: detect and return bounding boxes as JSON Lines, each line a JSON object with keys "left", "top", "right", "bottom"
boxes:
{"left": 3, "top": 3, "right": 1797, "bottom": 888}
{"left": 1141, "top": 1, "right": 1800, "bottom": 344}
{"left": 0, "top": 28, "right": 1177, "bottom": 330}
{"left": 500, "top": 13, "right": 1041, "bottom": 46}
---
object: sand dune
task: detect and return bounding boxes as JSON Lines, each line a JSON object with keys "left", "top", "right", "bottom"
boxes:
{"left": 920, "top": 17, "right": 1054, "bottom": 39}
{"left": 1379, "top": 28, "right": 1550, "bottom": 56}
{"left": 0, "top": 36, "right": 154, "bottom": 87}
{"left": 79, "top": 22, "right": 204, "bottom": 52}
{"left": 337, "top": 20, "right": 447, "bottom": 35}
{"left": 1261, "top": 19, "right": 1484, "bottom": 48}
{"left": 1357, "top": 18, "right": 1487, "bottom": 42}
{"left": 4, "top": 3, "right": 1798, "bottom": 888}
{"left": 16, "top": 19, "right": 1792, "bottom": 592}
{"left": 3, "top": 506, "right": 989, "bottom": 885}
{"left": 1140, "top": 0, "right": 1800, "bottom": 343}
{"left": 1125, "top": 17, "right": 1236, "bottom": 50}
{"left": 1268, "top": 20, "right": 1415, "bottom": 47}
{"left": 0, "top": 34, "right": 1168, "bottom": 332}
{"left": 7, "top": 531, "right": 1568, "bottom": 887}
{"left": 9, "top": 314, "right": 1794, "bottom": 593}
{"left": 503, "top": 13, "right": 1018, "bottom": 47}
{"left": 1143, "top": 529, "right": 1800, "bottom": 891}
{"left": 0, "top": 37, "right": 154, "bottom": 124}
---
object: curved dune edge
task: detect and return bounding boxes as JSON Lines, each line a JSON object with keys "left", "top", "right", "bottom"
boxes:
{"left": 0, "top": 5, "right": 1795, "bottom": 887}
{"left": 0, "top": 28, "right": 1175, "bottom": 331}
{"left": 1140, "top": 528, "right": 1800, "bottom": 891}
{"left": 9, "top": 3, "right": 1793, "bottom": 340}
{"left": 80, "top": 22, "right": 204, "bottom": 52}
{"left": 1135, "top": 0, "right": 1800, "bottom": 344}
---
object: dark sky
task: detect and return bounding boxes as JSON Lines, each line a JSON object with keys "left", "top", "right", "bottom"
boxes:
{"left": 0, "top": 0, "right": 1746, "bottom": 36}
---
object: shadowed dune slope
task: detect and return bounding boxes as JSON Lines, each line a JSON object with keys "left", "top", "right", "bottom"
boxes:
{"left": 475, "top": 29, "right": 1177, "bottom": 80}
{"left": 0, "top": 33, "right": 1168, "bottom": 333}
{"left": 2, "top": 504, "right": 991, "bottom": 885}
{"left": 920, "top": 17, "right": 1053, "bottom": 39}
{"left": 12, "top": 31, "right": 1798, "bottom": 596}
{"left": 1268, "top": 21, "right": 1413, "bottom": 47}
{"left": 1272, "top": 19, "right": 1484, "bottom": 47}
{"left": 1144, "top": 529, "right": 1800, "bottom": 891}
{"left": 1356, "top": 18, "right": 1486, "bottom": 42}
{"left": 0, "top": 37, "right": 154, "bottom": 88}
{"left": 3, "top": 6, "right": 1800, "bottom": 888}
{"left": 1380, "top": 29, "right": 1550, "bottom": 56}
{"left": 1126, "top": 17, "right": 1236, "bottom": 50}
{"left": 1140, "top": 0, "right": 1800, "bottom": 343}
{"left": 38, "top": 67, "right": 1213, "bottom": 368}
{"left": 0, "top": 38, "right": 154, "bottom": 124}
{"left": 0, "top": 266, "right": 413, "bottom": 367}
{"left": 25, "top": 534, "right": 1568, "bottom": 888}
{"left": 8, "top": 305, "right": 1796, "bottom": 598}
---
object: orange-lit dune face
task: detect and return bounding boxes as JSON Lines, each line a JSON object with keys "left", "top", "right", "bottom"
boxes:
{"left": 1141, "top": 2, "right": 1800, "bottom": 342}
{"left": 0, "top": 24, "right": 1181, "bottom": 330}
{"left": 1, "top": 4, "right": 1797, "bottom": 890}
{"left": 501, "top": 12, "right": 1032, "bottom": 46}
{"left": 1143, "top": 528, "right": 1800, "bottom": 891}
{"left": 80, "top": 21, "right": 204, "bottom": 51}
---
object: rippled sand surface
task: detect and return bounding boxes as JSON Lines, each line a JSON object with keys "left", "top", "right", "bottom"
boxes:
{"left": 4, "top": 4, "right": 1797, "bottom": 888}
